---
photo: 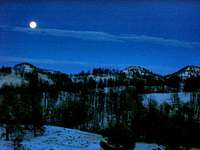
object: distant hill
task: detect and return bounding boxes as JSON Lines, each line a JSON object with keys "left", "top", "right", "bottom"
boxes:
{"left": 165, "top": 65, "right": 200, "bottom": 80}
{"left": 123, "top": 66, "right": 162, "bottom": 79}
{"left": 1, "top": 63, "right": 200, "bottom": 88}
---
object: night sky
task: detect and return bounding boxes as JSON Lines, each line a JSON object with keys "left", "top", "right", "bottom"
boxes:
{"left": 0, "top": 0, "right": 200, "bottom": 75}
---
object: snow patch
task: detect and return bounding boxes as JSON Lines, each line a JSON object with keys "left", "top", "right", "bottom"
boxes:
{"left": 135, "top": 143, "right": 164, "bottom": 150}
{"left": 0, "top": 126, "right": 102, "bottom": 150}
{"left": 0, "top": 71, "right": 27, "bottom": 88}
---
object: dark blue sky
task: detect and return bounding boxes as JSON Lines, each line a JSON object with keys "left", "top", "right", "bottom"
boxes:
{"left": 0, "top": 0, "right": 200, "bottom": 74}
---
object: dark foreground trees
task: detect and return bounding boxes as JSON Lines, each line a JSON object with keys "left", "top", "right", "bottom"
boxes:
{"left": 26, "top": 72, "right": 44, "bottom": 136}
{"left": 60, "top": 100, "right": 91, "bottom": 128}
{"left": 101, "top": 124, "right": 135, "bottom": 150}
{"left": 132, "top": 95, "right": 200, "bottom": 149}
{"left": 0, "top": 73, "right": 44, "bottom": 142}
{"left": 0, "top": 85, "right": 17, "bottom": 141}
{"left": 184, "top": 77, "right": 200, "bottom": 91}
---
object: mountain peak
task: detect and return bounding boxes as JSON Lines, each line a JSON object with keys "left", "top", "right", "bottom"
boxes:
{"left": 126, "top": 66, "right": 146, "bottom": 71}
{"left": 166, "top": 65, "right": 200, "bottom": 79}
{"left": 123, "top": 66, "right": 161, "bottom": 78}
{"left": 14, "top": 62, "right": 37, "bottom": 73}
{"left": 14, "top": 62, "right": 36, "bottom": 68}
{"left": 181, "top": 65, "right": 200, "bottom": 71}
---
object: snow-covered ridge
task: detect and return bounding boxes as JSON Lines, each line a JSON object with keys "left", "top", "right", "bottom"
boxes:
{"left": 14, "top": 62, "right": 37, "bottom": 74}
{"left": 166, "top": 65, "right": 200, "bottom": 80}
{"left": 123, "top": 66, "right": 162, "bottom": 79}
{"left": 0, "top": 63, "right": 54, "bottom": 88}
{"left": 1, "top": 63, "right": 200, "bottom": 88}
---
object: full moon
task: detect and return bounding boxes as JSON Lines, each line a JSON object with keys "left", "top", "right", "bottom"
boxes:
{"left": 29, "top": 21, "right": 37, "bottom": 29}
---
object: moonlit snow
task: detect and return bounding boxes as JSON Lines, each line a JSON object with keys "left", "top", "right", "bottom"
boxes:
{"left": 0, "top": 126, "right": 102, "bottom": 150}
{"left": 0, "top": 126, "right": 167, "bottom": 150}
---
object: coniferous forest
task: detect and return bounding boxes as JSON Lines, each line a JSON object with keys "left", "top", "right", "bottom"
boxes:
{"left": 0, "top": 63, "right": 200, "bottom": 149}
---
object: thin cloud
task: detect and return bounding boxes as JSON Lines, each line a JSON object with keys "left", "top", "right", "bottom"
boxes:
{"left": 1, "top": 26, "right": 200, "bottom": 48}
{"left": 121, "top": 34, "right": 200, "bottom": 48}
{"left": 2, "top": 26, "right": 123, "bottom": 42}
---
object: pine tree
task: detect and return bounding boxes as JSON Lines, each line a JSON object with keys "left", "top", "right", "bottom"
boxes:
{"left": 0, "top": 85, "right": 17, "bottom": 140}
{"left": 26, "top": 72, "right": 44, "bottom": 136}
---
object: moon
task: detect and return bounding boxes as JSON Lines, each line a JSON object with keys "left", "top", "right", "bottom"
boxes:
{"left": 29, "top": 21, "right": 37, "bottom": 29}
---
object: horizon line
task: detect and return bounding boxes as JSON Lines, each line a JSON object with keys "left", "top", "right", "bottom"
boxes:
{"left": 1, "top": 59, "right": 199, "bottom": 76}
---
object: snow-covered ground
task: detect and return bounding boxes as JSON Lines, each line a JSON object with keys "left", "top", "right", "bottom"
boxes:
{"left": 135, "top": 143, "right": 164, "bottom": 150}
{"left": 1, "top": 126, "right": 200, "bottom": 150}
{"left": 0, "top": 125, "right": 102, "bottom": 150}
{"left": 134, "top": 143, "right": 200, "bottom": 150}
{"left": 142, "top": 92, "right": 192, "bottom": 105}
